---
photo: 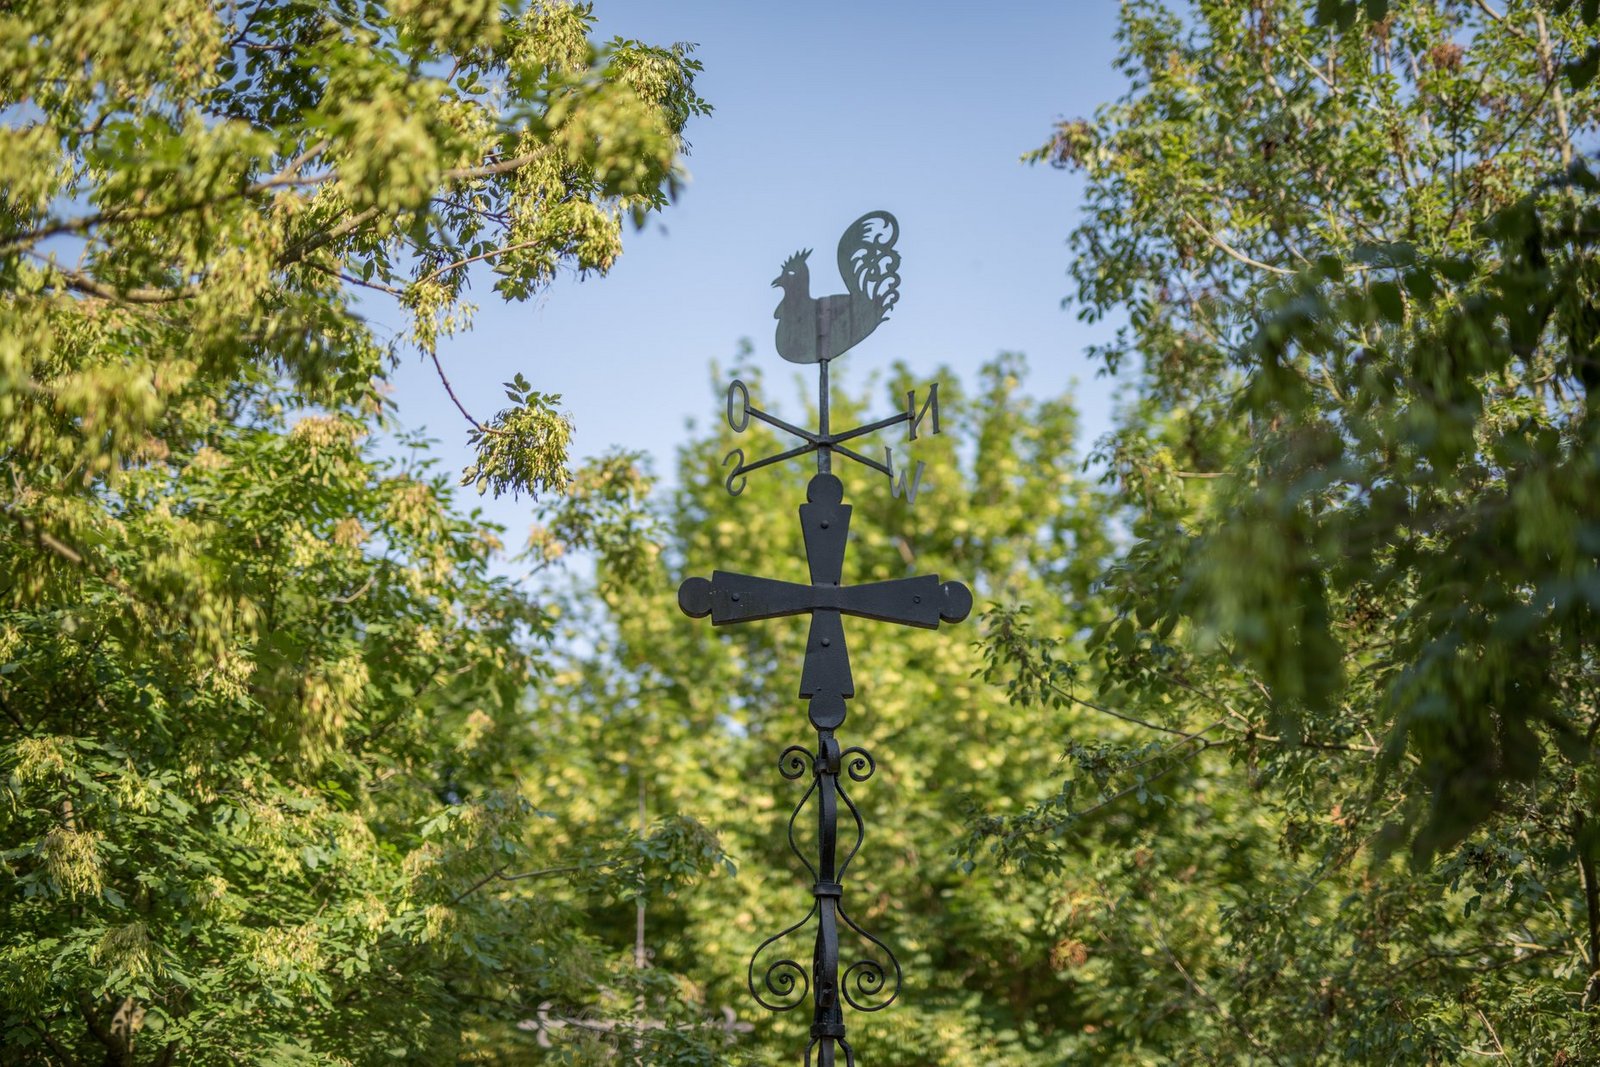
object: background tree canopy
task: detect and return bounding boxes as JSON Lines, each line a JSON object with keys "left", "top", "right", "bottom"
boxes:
{"left": 980, "top": 0, "right": 1600, "bottom": 1060}
{"left": 6, "top": 0, "right": 1600, "bottom": 1064}
{"left": 1, "top": 1, "right": 724, "bottom": 1063}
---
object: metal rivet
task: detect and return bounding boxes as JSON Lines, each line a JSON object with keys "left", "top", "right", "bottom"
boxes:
{"left": 821, "top": 638, "right": 831, "bottom": 647}
{"left": 821, "top": 520, "right": 830, "bottom": 528}
{"left": 913, "top": 595, "right": 922, "bottom": 603}
{"left": 731, "top": 594, "right": 740, "bottom": 602}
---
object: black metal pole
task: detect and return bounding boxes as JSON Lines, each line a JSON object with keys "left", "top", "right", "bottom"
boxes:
{"left": 812, "top": 357, "right": 841, "bottom": 1066}
{"left": 818, "top": 358, "right": 832, "bottom": 474}
{"left": 812, "top": 732, "right": 843, "bottom": 1065}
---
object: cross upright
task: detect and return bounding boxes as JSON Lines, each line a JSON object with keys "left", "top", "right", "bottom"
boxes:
{"left": 677, "top": 471, "right": 970, "bottom": 1067}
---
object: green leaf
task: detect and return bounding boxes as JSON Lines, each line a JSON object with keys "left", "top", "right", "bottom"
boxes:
{"left": 1566, "top": 43, "right": 1600, "bottom": 92}
{"left": 1370, "top": 280, "right": 1405, "bottom": 322}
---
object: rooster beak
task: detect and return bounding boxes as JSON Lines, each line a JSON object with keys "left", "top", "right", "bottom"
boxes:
{"left": 770, "top": 275, "right": 782, "bottom": 288}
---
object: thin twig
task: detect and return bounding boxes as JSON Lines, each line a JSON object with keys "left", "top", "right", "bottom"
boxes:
{"left": 32, "top": 1021, "right": 84, "bottom": 1067}
{"left": 1532, "top": 8, "right": 1574, "bottom": 168}
{"left": 330, "top": 574, "right": 376, "bottom": 605}
{"left": 33, "top": 258, "right": 197, "bottom": 304}
{"left": 3, "top": 169, "right": 330, "bottom": 252}
{"left": 429, "top": 350, "right": 492, "bottom": 433}
{"left": 1025, "top": 661, "right": 1202, "bottom": 738}
{"left": 415, "top": 238, "right": 546, "bottom": 287}
{"left": 448, "top": 857, "right": 625, "bottom": 907}
{"left": 1471, "top": 0, "right": 1526, "bottom": 37}
{"left": 2, "top": 502, "right": 87, "bottom": 568}
{"left": 1183, "top": 210, "right": 1294, "bottom": 276}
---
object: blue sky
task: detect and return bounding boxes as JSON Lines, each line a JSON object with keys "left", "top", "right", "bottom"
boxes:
{"left": 382, "top": 1, "right": 1131, "bottom": 543}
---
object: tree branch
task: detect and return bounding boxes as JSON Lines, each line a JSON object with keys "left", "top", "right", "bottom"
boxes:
{"left": 73, "top": 992, "right": 115, "bottom": 1055}
{"left": 3, "top": 168, "right": 332, "bottom": 253}
{"left": 429, "top": 350, "right": 492, "bottom": 433}
{"left": 0, "top": 689, "right": 30, "bottom": 732}
{"left": 1471, "top": 0, "right": 1527, "bottom": 38}
{"left": 330, "top": 573, "right": 376, "bottom": 605}
{"left": 1015, "top": 655, "right": 1205, "bottom": 738}
{"left": 441, "top": 147, "right": 552, "bottom": 183}
{"left": 1013, "top": 735, "right": 1225, "bottom": 841}
{"left": 1532, "top": 8, "right": 1574, "bottom": 169}
{"left": 4, "top": 135, "right": 550, "bottom": 256}
{"left": 415, "top": 237, "right": 546, "bottom": 287}
{"left": 2, "top": 502, "right": 87, "bottom": 569}
{"left": 44, "top": 264, "right": 198, "bottom": 304}
{"left": 1183, "top": 210, "right": 1293, "bottom": 276}
{"left": 278, "top": 206, "right": 381, "bottom": 267}
{"left": 446, "top": 856, "right": 628, "bottom": 907}
{"left": 1577, "top": 812, "right": 1600, "bottom": 1010}
{"left": 307, "top": 262, "right": 405, "bottom": 298}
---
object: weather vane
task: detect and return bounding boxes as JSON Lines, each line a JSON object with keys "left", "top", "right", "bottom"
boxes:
{"left": 678, "top": 211, "right": 971, "bottom": 1066}
{"left": 720, "top": 211, "right": 941, "bottom": 505}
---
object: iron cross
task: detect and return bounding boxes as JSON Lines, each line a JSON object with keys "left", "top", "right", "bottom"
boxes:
{"left": 678, "top": 472, "right": 970, "bottom": 732}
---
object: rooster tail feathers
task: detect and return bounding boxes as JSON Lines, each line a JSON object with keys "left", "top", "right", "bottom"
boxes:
{"left": 837, "top": 210, "right": 901, "bottom": 316}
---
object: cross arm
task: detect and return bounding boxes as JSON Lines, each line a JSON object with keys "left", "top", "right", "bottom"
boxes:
{"left": 679, "top": 571, "right": 815, "bottom": 625}
{"left": 678, "top": 571, "right": 972, "bottom": 629}
{"left": 836, "top": 575, "right": 972, "bottom": 629}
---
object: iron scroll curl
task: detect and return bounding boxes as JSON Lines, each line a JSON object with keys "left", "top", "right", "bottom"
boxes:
{"left": 838, "top": 901, "right": 903, "bottom": 1013}
{"left": 747, "top": 905, "right": 816, "bottom": 1013}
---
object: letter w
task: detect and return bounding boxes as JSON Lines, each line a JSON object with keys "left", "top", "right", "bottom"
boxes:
{"left": 884, "top": 448, "right": 926, "bottom": 504}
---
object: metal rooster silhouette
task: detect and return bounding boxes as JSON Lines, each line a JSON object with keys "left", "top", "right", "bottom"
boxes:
{"left": 772, "top": 210, "right": 902, "bottom": 364}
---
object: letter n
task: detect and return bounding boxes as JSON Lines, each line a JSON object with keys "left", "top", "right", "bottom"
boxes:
{"left": 906, "top": 383, "right": 940, "bottom": 441}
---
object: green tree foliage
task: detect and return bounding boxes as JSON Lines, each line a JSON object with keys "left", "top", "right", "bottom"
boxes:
{"left": 983, "top": 0, "right": 1600, "bottom": 1060}
{"left": 1, "top": 0, "right": 708, "bottom": 502}
{"left": 1, "top": 2, "right": 724, "bottom": 1063}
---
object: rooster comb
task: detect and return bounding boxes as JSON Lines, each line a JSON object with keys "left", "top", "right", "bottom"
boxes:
{"left": 781, "top": 249, "right": 811, "bottom": 271}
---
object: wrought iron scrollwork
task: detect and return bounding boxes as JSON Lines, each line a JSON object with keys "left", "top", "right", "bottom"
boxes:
{"left": 779, "top": 745, "right": 814, "bottom": 780}
{"left": 833, "top": 748, "right": 900, "bottom": 1013}
{"left": 748, "top": 921, "right": 814, "bottom": 1014}
{"left": 746, "top": 745, "right": 823, "bottom": 1014}
{"left": 839, "top": 746, "right": 875, "bottom": 782}
{"left": 748, "top": 737, "right": 903, "bottom": 1031}
{"left": 838, "top": 901, "right": 902, "bottom": 1013}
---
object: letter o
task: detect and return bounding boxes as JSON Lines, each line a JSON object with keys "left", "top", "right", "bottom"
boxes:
{"left": 726, "top": 379, "right": 750, "bottom": 433}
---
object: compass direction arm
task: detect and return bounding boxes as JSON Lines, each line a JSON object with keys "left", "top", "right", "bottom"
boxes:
{"left": 830, "top": 444, "right": 894, "bottom": 478}
{"left": 720, "top": 367, "right": 945, "bottom": 494}
{"left": 747, "top": 405, "right": 821, "bottom": 444}
{"left": 827, "top": 410, "right": 911, "bottom": 447}
{"left": 733, "top": 441, "right": 821, "bottom": 480}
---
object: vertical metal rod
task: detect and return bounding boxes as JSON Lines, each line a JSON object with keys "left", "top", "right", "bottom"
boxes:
{"left": 818, "top": 359, "right": 832, "bottom": 473}
{"left": 812, "top": 729, "right": 842, "bottom": 1067}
